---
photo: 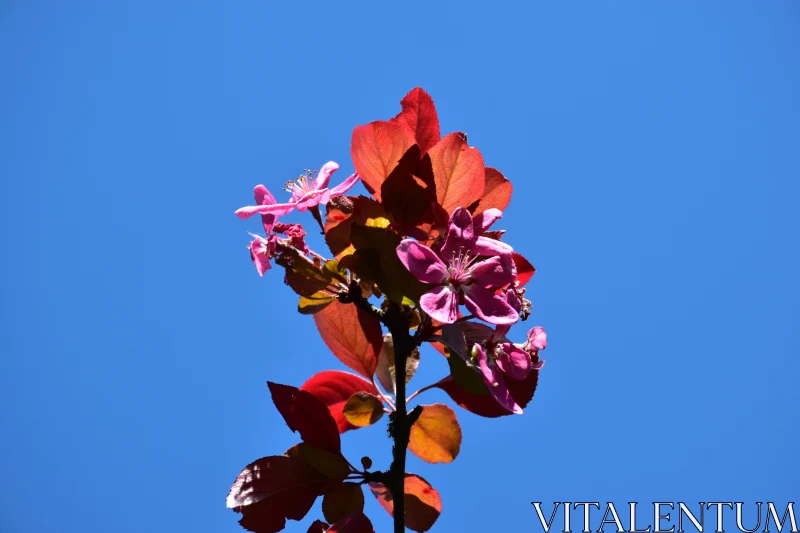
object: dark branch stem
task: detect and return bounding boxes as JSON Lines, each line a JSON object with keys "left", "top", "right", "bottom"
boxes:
{"left": 341, "top": 281, "right": 425, "bottom": 533}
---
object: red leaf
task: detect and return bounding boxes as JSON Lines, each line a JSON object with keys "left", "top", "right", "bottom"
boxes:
{"left": 427, "top": 132, "right": 485, "bottom": 214}
{"left": 368, "top": 475, "right": 442, "bottom": 532}
{"left": 227, "top": 455, "right": 326, "bottom": 533}
{"left": 351, "top": 120, "right": 415, "bottom": 201}
{"left": 322, "top": 483, "right": 365, "bottom": 524}
{"left": 391, "top": 87, "right": 441, "bottom": 155}
{"left": 300, "top": 371, "right": 380, "bottom": 433}
{"left": 268, "top": 382, "right": 341, "bottom": 453}
{"left": 513, "top": 252, "right": 536, "bottom": 287}
{"left": 313, "top": 300, "right": 382, "bottom": 379}
{"left": 307, "top": 520, "right": 330, "bottom": 533}
{"left": 473, "top": 167, "right": 513, "bottom": 215}
{"left": 434, "top": 361, "right": 541, "bottom": 418}
{"left": 328, "top": 512, "right": 376, "bottom": 533}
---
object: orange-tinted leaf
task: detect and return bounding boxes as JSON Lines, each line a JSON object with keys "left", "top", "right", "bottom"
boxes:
{"left": 313, "top": 300, "right": 382, "bottom": 378}
{"left": 268, "top": 382, "right": 341, "bottom": 453}
{"left": 322, "top": 483, "right": 365, "bottom": 524}
{"left": 301, "top": 371, "right": 380, "bottom": 433}
{"left": 391, "top": 87, "right": 441, "bottom": 155}
{"left": 513, "top": 252, "right": 536, "bottom": 287}
{"left": 328, "top": 512, "right": 376, "bottom": 533}
{"left": 473, "top": 167, "right": 513, "bottom": 215}
{"left": 227, "top": 455, "right": 326, "bottom": 533}
{"left": 368, "top": 474, "right": 442, "bottom": 532}
{"left": 342, "top": 392, "right": 384, "bottom": 427}
{"left": 427, "top": 132, "right": 486, "bottom": 214}
{"left": 351, "top": 121, "right": 415, "bottom": 201}
{"left": 285, "top": 443, "right": 350, "bottom": 480}
{"left": 408, "top": 404, "right": 462, "bottom": 464}
{"left": 435, "top": 357, "right": 542, "bottom": 417}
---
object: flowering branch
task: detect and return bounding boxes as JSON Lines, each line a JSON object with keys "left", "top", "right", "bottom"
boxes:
{"left": 227, "top": 87, "right": 548, "bottom": 533}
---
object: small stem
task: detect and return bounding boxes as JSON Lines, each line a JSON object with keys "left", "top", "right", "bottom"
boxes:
{"left": 405, "top": 382, "right": 439, "bottom": 404}
{"left": 372, "top": 377, "right": 396, "bottom": 412}
{"left": 309, "top": 205, "right": 326, "bottom": 235}
{"left": 456, "top": 314, "right": 475, "bottom": 323}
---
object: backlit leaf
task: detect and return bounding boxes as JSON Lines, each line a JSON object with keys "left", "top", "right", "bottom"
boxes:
{"left": 408, "top": 404, "right": 462, "bottom": 464}
{"left": 342, "top": 392, "right": 384, "bottom": 427}
{"left": 351, "top": 120, "right": 415, "bottom": 201}
{"left": 391, "top": 87, "right": 441, "bottom": 155}
{"left": 513, "top": 252, "right": 536, "bottom": 287}
{"left": 472, "top": 167, "right": 512, "bottom": 215}
{"left": 427, "top": 132, "right": 485, "bottom": 214}
{"left": 298, "top": 291, "right": 336, "bottom": 315}
{"left": 300, "top": 371, "right": 380, "bottom": 433}
{"left": 368, "top": 474, "right": 442, "bottom": 532}
{"left": 313, "top": 300, "right": 382, "bottom": 378}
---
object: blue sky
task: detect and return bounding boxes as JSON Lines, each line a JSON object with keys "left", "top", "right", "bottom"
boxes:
{"left": 1, "top": 2, "right": 798, "bottom": 532}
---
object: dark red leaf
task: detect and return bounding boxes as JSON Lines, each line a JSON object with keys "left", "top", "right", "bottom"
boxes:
{"left": 426, "top": 132, "right": 485, "bottom": 214}
{"left": 285, "top": 443, "right": 351, "bottom": 480}
{"left": 227, "top": 456, "right": 326, "bottom": 533}
{"left": 322, "top": 483, "right": 365, "bottom": 524}
{"left": 351, "top": 121, "right": 416, "bottom": 201}
{"left": 307, "top": 520, "right": 330, "bottom": 533}
{"left": 368, "top": 474, "right": 442, "bottom": 532}
{"left": 328, "top": 512, "right": 376, "bottom": 533}
{"left": 513, "top": 252, "right": 536, "bottom": 287}
{"left": 268, "top": 382, "right": 341, "bottom": 453}
{"left": 391, "top": 87, "right": 441, "bottom": 155}
{"left": 435, "top": 360, "right": 541, "bottom": 418}
{"left": 313, "top": 300, "right": 383, "bottom": 378}
{"left": 472, "top": 167, "right": 513, "bottom": 215}
{"left": 300, "top": 371, "right": 380, "bottom": 433}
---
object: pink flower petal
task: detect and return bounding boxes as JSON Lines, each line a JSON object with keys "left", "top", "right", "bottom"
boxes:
{"left": 329, "top": 172, "right": 360, "bottom": 197}
{"left": 253, "top": 184, "right": 276, "bottom": 206}
{"left": 473, "top": 208, "right": 503, "bottom": 233}
{"left": 462, "top": 285, "right": 520, "bottom": 326}
{"left": 420, "top": 285, "right": 459, "bottom": 324}
{"left": 527, "top": 326, "right": 547, "bottom": 351}
{"left": 473, "top": 344, "right": 522, "bottom": 414}
{"left": 235, "top": 202, "right": 297, "bottom": 219}
{"left": 496, "top": 343, "right": 531, "bottom": 380}
{"left": 315, "top": 161, "right": 339, "bottom": 190}
{"left": 249, "top": 236, "right": 272, "bottom": 276}
{"left": 473, "top": 235, "right": 514, "bottom": 256}
{"left": 466, "top": 256, "right": 516, "bottom": 289}
{"left": 294, "top": 189, "right": 331, "bottom": 212}
{"left": 440, "top": 207, "right": 476, "bottom": 258}
{"left": 396, "top": 239, "right": 449, "bottom": 284}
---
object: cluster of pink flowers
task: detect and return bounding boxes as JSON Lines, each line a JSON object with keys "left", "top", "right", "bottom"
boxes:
{"left": 236, "top": 162, "right": 359, "bottom": 275}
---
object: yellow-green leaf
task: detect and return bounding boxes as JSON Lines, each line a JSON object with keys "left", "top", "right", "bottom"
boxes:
{"left": 342, "top": 392, "right": 384, "bottom": 427}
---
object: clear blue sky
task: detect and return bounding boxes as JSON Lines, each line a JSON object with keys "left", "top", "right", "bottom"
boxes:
{"left": 1, "top": 2, "right": 798, "bottom": 532}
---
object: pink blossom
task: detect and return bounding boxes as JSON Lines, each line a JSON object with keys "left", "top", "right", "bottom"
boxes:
{"left": 396, "top": 207, "right": 518, "bottom": 325}
{"left": 527, "top": 326, "right": 547, "bottom": 352}
{"left": 234, "top": 162, "right": 360, "bottom": 220}
{"left": 248, "top": 233, "right": 277, "bottom": 276}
